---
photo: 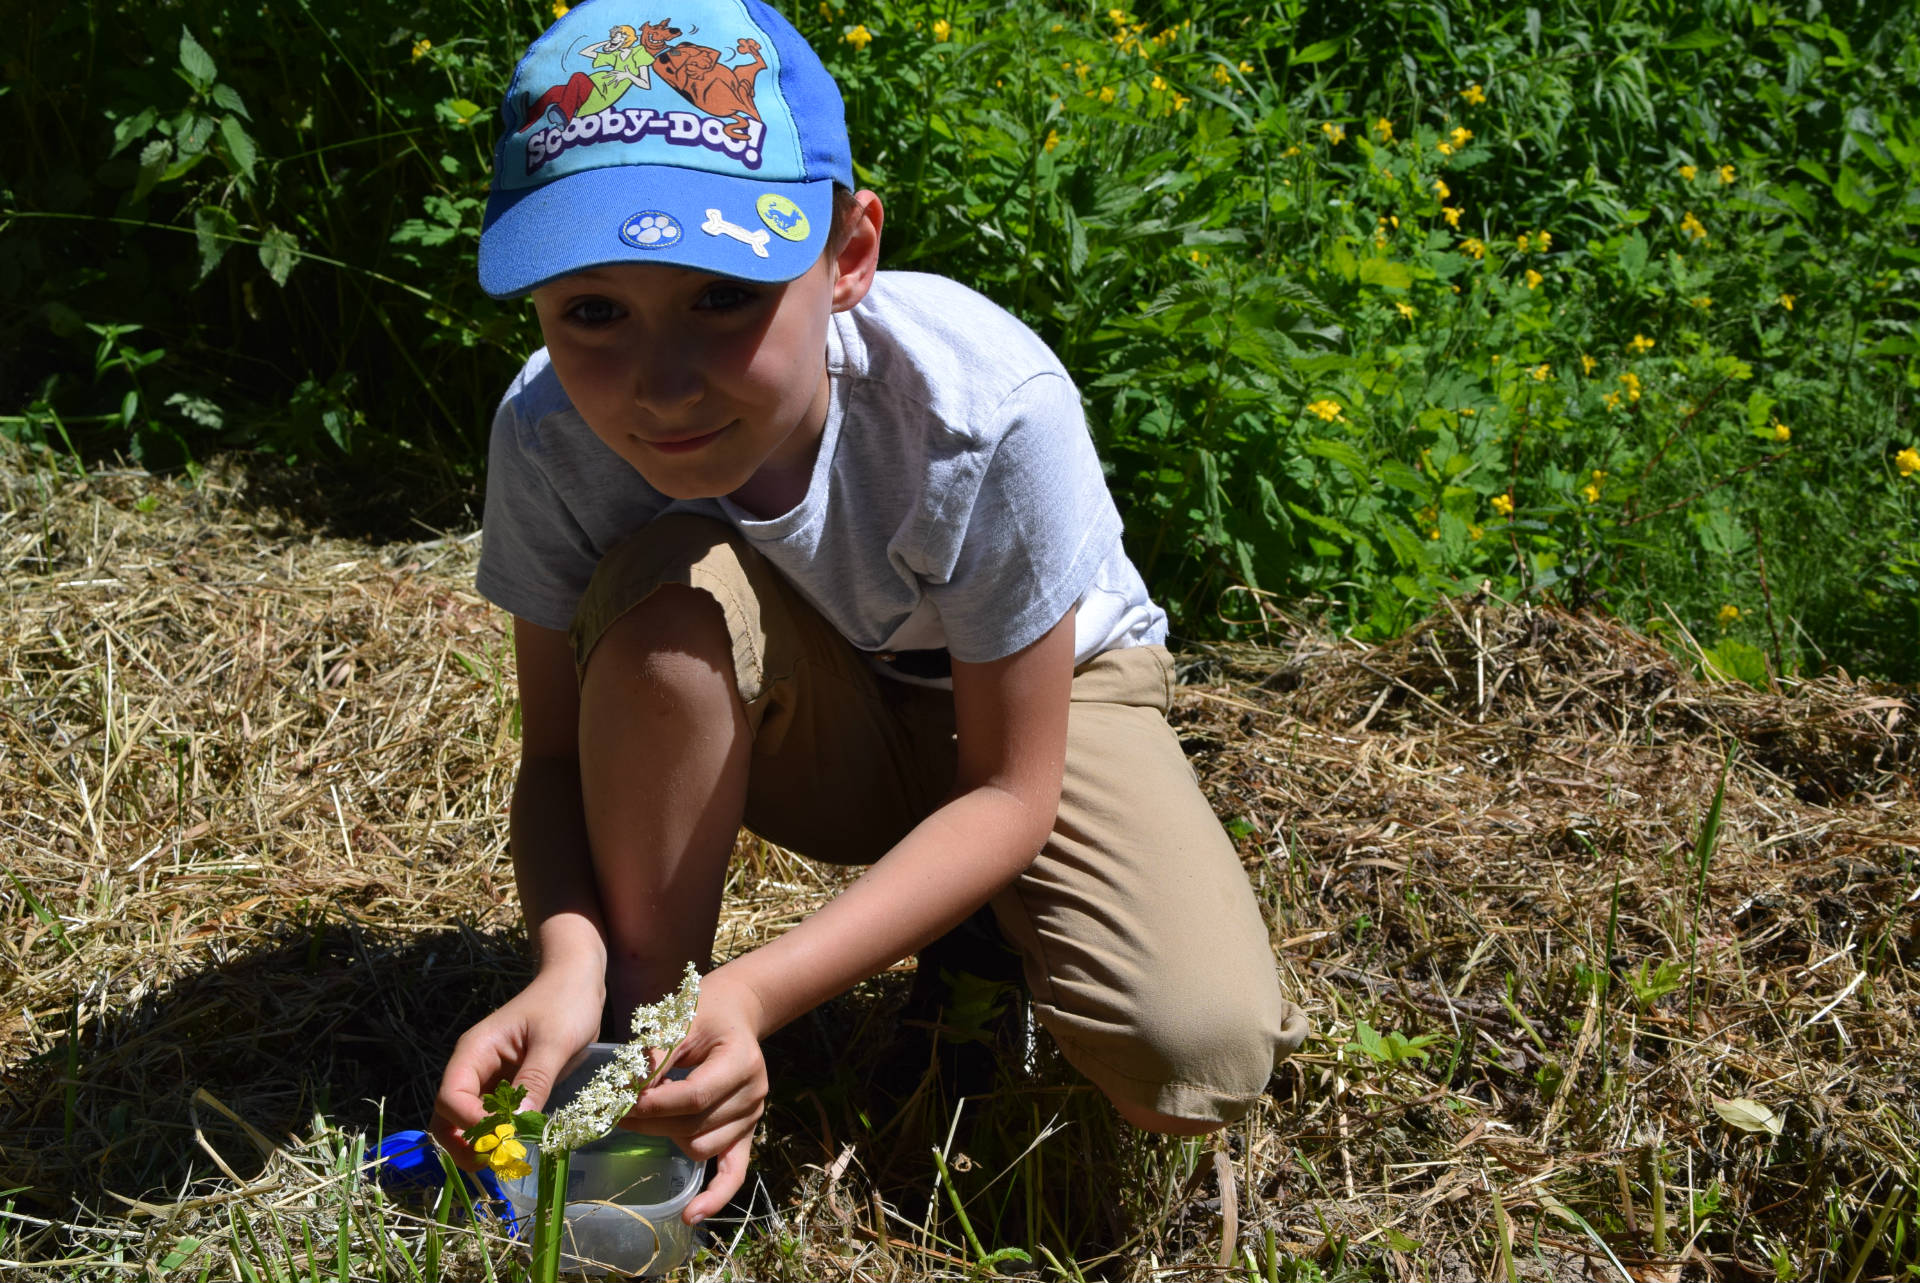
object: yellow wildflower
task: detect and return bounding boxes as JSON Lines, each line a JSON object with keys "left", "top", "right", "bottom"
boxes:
{"left": 1581, "top": 483, "right": 1601, "bottom": 504}
{"left": 1490, "top": 493, "right": 1514, "bottom": 517}
{"left": 1468, "top": 524, "right": 1484, "bottom": 540}
{"left": 1461, "top": 83, "right": 1486, "bottom": 105}
{"left": 1618, "top": 371, "right": 1642, "bottom": 401}
{"left": 1778, "top": 293, "right": 1795, "bottom": 311}
{"left": 1680, "top": 210, "right": 1707, "bottom": 242}
{"left": 843, "top": 23, "right": 873, "bottom": 48}
{"left": 1074, "top": 61, "right": 1090, "bottom": 78}
{"left": 1432, "top": 178, "right": 1451, "bottom": 199}
{"left": 1437, "top": 141, "right": 1455, "bottom": 156}
{"left": 1284, "top": 145, "right": 1300, "bottom": 157}
{"left": 1629, "top": 333, "right": 1655, "bottom": 353}
{"left": 932, "top": 18, "right": 951, "bottom": 40}
{"left": 1172, "top": 94, "right": 1190, "bottom": 112}
{"left": 1896, "top": 446, "right": 1920, "bottom": 476}
{"left": 1535, "top": 230, "right": 1552, "bottom": 251}
{"left": 410, "top": 38, "right": 432, "bottom": 61}
{"left": 1717, "top": 604, "right": 1741, "bottom": 626}
{"left": 1718, "top": 163, "right": 1736, "bottom": 185}
{"left": 1098, "top": 85, "right": 1117, "bottom": 104}
{"left": 1603, "top": 390, "right": 1622, "bottom": 410}
{"left": 1374, "top": 116, "right": 1394, "bottom": 141}
{"left": 1531, "top": 363, "right": 1551, "bottom": 381}
{"left": 1044, "top": 129, "right": 1060, "bottom": 152}
{"left": 1679, "top": 163, "right": 1697, "bottom": 182}
{"left": 1212, "top": 63, "right": 1232, "bottom": 85}
{"left": 1108, "top": 6, "right": 1127, "bottom": 23}
{"left": 1239, "top": 60, "right": 1254, "bottom": 73}
{"left": 1306, "top": 399, "right": 1345, "bottom": 422}
{"left": 551, "top": 0, "right": 570, "bottom": 16}
{"left": 819, "top": 1, "right": 831, "bottom": 14}
{"left": 1396, "top": 302, "right": 1416, "bottom": 319}
{"left": 1525, "top": 269, "right": 1543, "bottom": 289}
{"left": 1428, "top": 528, "right": 1441, "bottom": 540}
{"left": 1151, "top": 74, "right": 1166, "bottom": 91}
{"left": 1450, "top": 126, "right": 1473, "bottom": 148}
{"left": 1461, "top": 237, "right": 1486, "bottom": 259}
{"left": 1581, "top": 354, "right": 1597, "bottom": 375}
{"left": 1443, "top": 206, "right": 1463, "bottom": 227}
{"left": 1321, "top": 121, "right": 1345, "bottom": 144}
{"left": 1771, "top": 421, "right": 1790, "bottom": 442}
{"left": 1516, "top": 232, "right": 1531, "bottom": 253}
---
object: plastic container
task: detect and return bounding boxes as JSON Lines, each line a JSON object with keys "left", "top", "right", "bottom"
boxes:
{"left": 497, "top": 1045, "right": 704, "bottom": 1278}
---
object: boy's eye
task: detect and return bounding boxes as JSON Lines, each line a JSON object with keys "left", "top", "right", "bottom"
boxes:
{"left": 565, "top": 297, "right": 624, "bottom": 326}
{"left": 696, "top": 282, "right": 756, "bottom": 311}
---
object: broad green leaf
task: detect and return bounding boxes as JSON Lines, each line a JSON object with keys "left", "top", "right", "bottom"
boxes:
{"left": 1291, "top": 38, "right": 1342, "bottom": 64}
{"left": 1617, "top": 231, "right": 1649, "bottom": 281}
{"left": 1302, "top": 437, "right": 1369, "bottom": 482}
{"left": 259, "top": 226, "right": 300, "bottom": 286}
{"left": 1359, "top": 257, "right": 1413, "bottom": 290}
{"left": 210, "top": 82, "right": 250, "bottom": 119}
{"left": 1377, "top": 459, "right": 1427, "bottom": 493}
{"left": 218, "top": 115, "right": 257, "bottom": 180}
{"left": 1834, "top": 165, "right": 1874, "bottom": 214}
{"left": 193, "top": 205, "right": 239, "bottom": 279}
{"left": 178, "top": 27, "right": 217, "bottom": 91}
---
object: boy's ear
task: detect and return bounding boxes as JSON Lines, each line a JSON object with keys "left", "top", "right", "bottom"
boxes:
{"left": 829, "top": 190, "right": 884, "bottom": 312}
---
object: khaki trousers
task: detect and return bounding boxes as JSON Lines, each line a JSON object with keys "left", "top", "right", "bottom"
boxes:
{"left": 570, "top": 514, "right": 1307, "bottom": 1122}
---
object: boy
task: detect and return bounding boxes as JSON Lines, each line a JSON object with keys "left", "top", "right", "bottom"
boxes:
{"left": 432, "top": 0, "right": 1308, "bottom": 1225}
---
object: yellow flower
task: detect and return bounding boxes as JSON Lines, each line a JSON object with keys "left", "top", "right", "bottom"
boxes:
{"left": 1679, "top": 163, "right": 1697, "bottom": 182}
{"left": 1718, "top": 163, "right": 1736, "bottom": 185}
{"left": 1581, "top": 483, "right": 1601, "bottom": 504}
{"left": 1151, "top": 74, "right": 1166, "bottom": 91}
{"left": 1896, "top": 446, "right": 1920, "bottom": 476}
{"left": 1108, "top": 6, "right": 1127, "bottom": 23}
{"left": 1432, "top": 178, "right": 1450, "bottom": 199}
{"left": 1443, "top": 206, "right": 1463, "bottom": 227}
{"left": 1437, "top": 141, "right": 1455, "bottom": 156}
{"left": 1172, "top": 93, "right": 1190, "bottom": 112}
{"left": 1691, "top": 295, "right": 1713, "bottom": 309}
{"left": 1450, "top": 127, "right": 1473, "bottom": 148}
{"left": 932, "top": 18, "right": 951, "bottom": 40}
{"left": 1618, "top": 371, "right": 1642, "bottom": 401}
{"left": 819, "top": 1, "right": 832, "bottom": 14}
{"left": 843, "top": 23, "right": 873, "bottom": 48}
{"left": 1771, "top": 422, "right": 1790, "bottom": 442}
{"left": 1581, "top": 354, "right": 1597, "bottom": 375}
{"left": 551, "top": 0, "right": 570, "bottom": 15}
{"left": 496, "top": 1156, "right": 533, "bottom": 1182}
{"left": 1603, "top": 390, "right": 1622, "bottom": 410}
{"left": 1320, "top": 121, "right": 1345, "bottom": 144}
{"left": 1717, "top": 604, "right": 1741, "bottom": 626}
{"left": 410, "top": 38, "right": 432, "bottom": 61}
{"left": 1461, "top": 83, "right": 1486, "bottom": 105}
{"left": 1461, "top": 237, "right": 1486, "bottom": 259}
{"left": 1212, "top": 63, "right": 1232, "bottom": 85}
{"left": 1516, "top": 232, "right": 1531, "bottom": 253}
{"left": 1680, "top": 210, "right": 1708, "bottom": 242}
{"left": 1428, "top": 528, "right": 1441, "bottom": 540}
{"left": 1396, "top": 301, "right": 1415, "bottom": 319}
{"left": 1239, "top": 61, "right": 1254, "bottom": 74}
{"left": 1283, "top": 145, "right": 1300, "bottom": 157}
{"left": 1098, "top": 85, "right": 1117, "bottom": 104}
{"left": 1490, "top": 493, "right": 1514, "bottom": 517}
{"left": 1778, "top": 293, "right": 1795, "bottom": 311}
{"left": 1044, "top": 129, "right": 1059, "bottom": 152}
{"left": 472, "top": 1132, "right": 500, "bottom": 1154}
{"left": 1074, "top": 61, "right": 1089, "bottom": 78}
{"left": 1535, "top": 230, "right": 1552, "bottom": 251}
{"left": 1531, "top": 362, "right": 1551, "bottom": 381}
{"left": 1468, "top": 524, "right": 1484, "bottom": 540}
{"left": 1374, "top": 116, "right": 1394, "bottom": 140}
{"left": 1629, "top": 333, "right": 1655, "bottom": 353}
{"left": 1306, "top": 399, "right": 1345, "bottom": 422}
{"left": 1525, "top": 269, "right": 1544, "bottom": 289}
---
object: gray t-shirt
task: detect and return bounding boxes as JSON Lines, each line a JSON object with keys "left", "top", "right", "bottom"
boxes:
{"left": 476, "top": 271, "right": 1166, "bottom": 669}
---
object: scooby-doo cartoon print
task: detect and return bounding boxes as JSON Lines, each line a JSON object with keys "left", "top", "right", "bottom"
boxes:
{"left": 514, "top": 16, "right": 768, "bottom": 172}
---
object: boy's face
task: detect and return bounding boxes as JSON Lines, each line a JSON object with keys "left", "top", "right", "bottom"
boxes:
{"left": 529, "top": 192, "right": 880, "bottom": 510}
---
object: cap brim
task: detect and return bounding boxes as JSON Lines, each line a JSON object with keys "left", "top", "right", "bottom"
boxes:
{"left": 479, "top": 165, "right": 834, "bottom": 297}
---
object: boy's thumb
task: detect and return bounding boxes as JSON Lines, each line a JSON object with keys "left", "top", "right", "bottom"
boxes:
{"left": 513, "top": 1050, "right": 571, "bottom": 1115}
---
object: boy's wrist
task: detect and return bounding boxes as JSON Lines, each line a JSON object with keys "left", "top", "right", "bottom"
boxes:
{"left": 530, "top": 912, "right": 608, "bottom": 978}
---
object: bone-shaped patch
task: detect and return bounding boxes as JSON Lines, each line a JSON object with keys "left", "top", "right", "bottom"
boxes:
{"left": 701, "top": 209, "right": 770, "bottom": 258}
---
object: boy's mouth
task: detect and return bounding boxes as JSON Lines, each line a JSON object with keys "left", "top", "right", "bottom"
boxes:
{"left": 646, "top": 424, "right": 729, "bottom": 455}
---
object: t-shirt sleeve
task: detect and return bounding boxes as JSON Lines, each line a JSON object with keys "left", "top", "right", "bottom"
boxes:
{"left": 474, "top": 394, "right": 603, "bottom": 632}
{"left": 926, "top": 372, "right": 1124, "bottom": 664}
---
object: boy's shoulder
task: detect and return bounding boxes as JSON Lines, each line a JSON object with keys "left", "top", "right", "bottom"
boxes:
{"left": 834, "top": 272, "right": 1072, "bottom": 428}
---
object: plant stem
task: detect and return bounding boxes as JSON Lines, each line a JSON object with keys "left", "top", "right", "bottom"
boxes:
{"left": 531, "top": 1148, "right": 568, "bottom": 1283}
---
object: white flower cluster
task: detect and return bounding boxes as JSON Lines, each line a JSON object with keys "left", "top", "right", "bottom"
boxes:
{"left": 543, "top": 963, "right": 701, "bottom": 1153}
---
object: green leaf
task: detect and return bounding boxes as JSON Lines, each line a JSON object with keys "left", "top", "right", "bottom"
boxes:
{"left": 1834, "top": 165, "right": 1875, "bottom": 214}
{"left": 218, "top": 115, "right": 257, "bottom": 180}
{"left": 1291, "top": 38, "right": 1343, "bottom": 64}
{"left": 1302, "top": 436, "right": 1369, "bottom": 483}
{"left": 210, "top": 82, "right": 250, "bottom": 119}
{"left": 178, "top": 26, "right": 217, "bottom": 91}
{"left": 1701, "top": 639, "right": 1768, "bottom": 687}
{"left": 1661, "top": 28, "right": 1730, "bottom": 50}
{"left": 1359, "top": 257, "right": 1414, "bottom": 290}
{"left": 1377, "top": 459, "right": 1427, "bottom": 493}
{"left": 258, "top": 226, "right": 299, "bottom": 286}
{"left": 158, "top": 1236, "right": 203, "bottom": 1270}
{"left": 192, "top": 206, "right": 239, "bottom": 279}
{"left": 1617, "top": 230, "right": 1649, "bottom": 281}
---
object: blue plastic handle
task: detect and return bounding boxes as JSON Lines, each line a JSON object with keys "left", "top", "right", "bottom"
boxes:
{"left": 363, "top": 1130, "right": 522, "bottom": 1238}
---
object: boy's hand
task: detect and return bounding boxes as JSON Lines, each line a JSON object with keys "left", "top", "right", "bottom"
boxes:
{"left": 621, "top": 965, "right": 768, "bottom": 1223}
{"left": 431, "top": 964, "right": 605, "bottom": 1167}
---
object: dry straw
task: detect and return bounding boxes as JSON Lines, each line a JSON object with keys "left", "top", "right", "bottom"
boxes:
{"left": 2, "top": 447, "right": 1915, "bottom": 1279}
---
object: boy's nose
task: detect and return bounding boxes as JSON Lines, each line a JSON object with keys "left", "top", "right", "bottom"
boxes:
{"left": 630, "top": 354, "right": 704, "bottom": 415}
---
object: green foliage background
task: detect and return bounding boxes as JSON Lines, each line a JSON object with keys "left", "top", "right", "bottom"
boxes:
{"left": 5, "top": 0, "right": 1917, "bottom": 677}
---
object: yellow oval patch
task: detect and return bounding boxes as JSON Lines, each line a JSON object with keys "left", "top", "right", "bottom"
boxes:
{"left": 755, "top": 193, "right": 810, "bottom": 241}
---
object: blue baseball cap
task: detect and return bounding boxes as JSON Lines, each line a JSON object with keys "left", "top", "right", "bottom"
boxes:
{"left": 479, "top": 0, "right": 853, "bottom": 297}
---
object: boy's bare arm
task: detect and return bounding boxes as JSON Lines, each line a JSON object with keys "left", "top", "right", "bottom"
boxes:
{"left": 716, "top": 605, "right": 1077, "bottom": 1034}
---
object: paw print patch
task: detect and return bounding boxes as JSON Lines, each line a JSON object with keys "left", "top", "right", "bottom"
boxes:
{"left": 619, "top": 211, "right": 683, "bottom": 250}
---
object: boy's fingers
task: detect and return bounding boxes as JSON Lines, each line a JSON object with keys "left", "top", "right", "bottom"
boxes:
{"left": 686, "top": 1135, "right": 751, "bottom": 1224}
